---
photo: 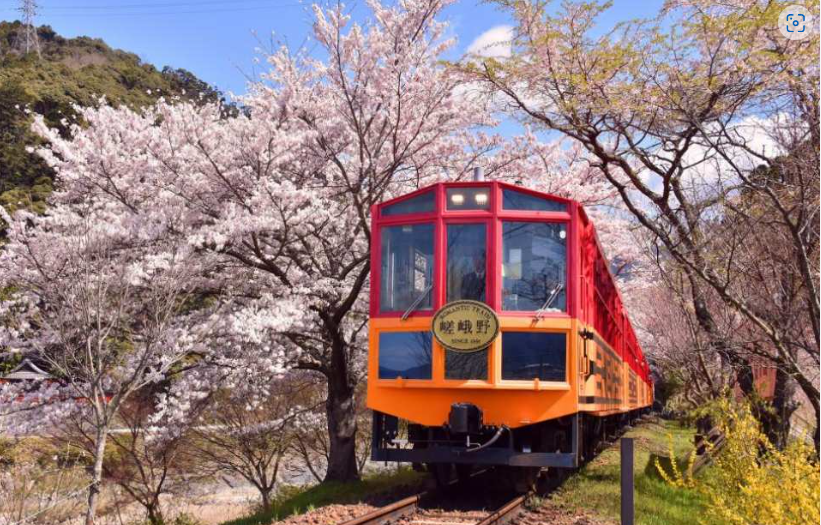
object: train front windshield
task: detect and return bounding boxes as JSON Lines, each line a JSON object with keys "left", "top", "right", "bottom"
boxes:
{"left": 379, "top": 223, "right": 435, "bottom": 313}
{"left": 502, "top": 222, "right": 567, "bottom": 312}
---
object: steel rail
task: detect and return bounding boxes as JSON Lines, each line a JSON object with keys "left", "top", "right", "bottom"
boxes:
{"left": 337, "top": 492, "right": 424, "bottom": 525}
{"left": 337, "top": 492, "right": 528, "bottom": 525}
{"left": 475, "top": 495, "right": 527, "bottom": 525}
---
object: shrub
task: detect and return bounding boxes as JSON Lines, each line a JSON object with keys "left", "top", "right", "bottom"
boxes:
{"left": 657, "top": 398, "right": 819, "bottom": 525}
{"left": 170, "top": 513, "right": 203, "bottom": 525}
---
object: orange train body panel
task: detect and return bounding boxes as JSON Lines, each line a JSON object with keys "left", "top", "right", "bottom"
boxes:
{"left": 367, "top": 318, "right": 651, "bottom": 428}
{"left": 368, "top": 316, "right": 580, "bottom": 429}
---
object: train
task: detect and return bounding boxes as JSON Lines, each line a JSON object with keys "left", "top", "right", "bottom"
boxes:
{"left": 367, "top": 173, "right": 653, "bottom": 489}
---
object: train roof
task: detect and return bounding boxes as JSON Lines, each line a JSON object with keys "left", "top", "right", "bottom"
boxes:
{"left": 375, "top": 180, "right": 577, "bottom": 211}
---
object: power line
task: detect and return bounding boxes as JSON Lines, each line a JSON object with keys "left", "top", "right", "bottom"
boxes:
{"left": 40, "top": 0, "right": 288, "bottom": 10}
{"left": 1, "top": 2, "right": 304, "bottom": 18}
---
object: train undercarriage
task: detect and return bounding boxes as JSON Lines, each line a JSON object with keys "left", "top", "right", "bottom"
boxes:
{"left": 372, "top": 405, "right": 651, "bottom": 491}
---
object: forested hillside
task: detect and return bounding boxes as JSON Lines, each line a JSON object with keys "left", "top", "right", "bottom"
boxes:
{"left": 0, "top": 21, "right": 225, "bottom": 214}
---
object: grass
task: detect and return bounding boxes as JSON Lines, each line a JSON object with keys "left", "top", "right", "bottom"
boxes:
{"left": 550, "top": 418, "right": 724, "bottom": 525}
{"left": 220, "top": 467, "right": 426, "bottom": 525}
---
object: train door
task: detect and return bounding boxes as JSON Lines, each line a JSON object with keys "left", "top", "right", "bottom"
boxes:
{"left": 578, "top": 321, "right": 596, "bottom": 403}
{"left": 578, "top": 235, "right": 606, "bottom": 412}
{"left": 577, "top": 238, "right": 597, "bottom": 408}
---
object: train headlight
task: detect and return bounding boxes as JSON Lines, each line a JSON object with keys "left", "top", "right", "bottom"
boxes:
{"left": 474, "top": 192, "right": 488, "bottom": 205}
{"left": 450, "top": 193, "right": 465, "bottom": 205}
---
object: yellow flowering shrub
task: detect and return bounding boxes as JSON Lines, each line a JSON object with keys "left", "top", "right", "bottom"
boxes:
{"left": 654, "top": 432, "right": 697, "bottom": 489}
{"left": 656, "top": 398, "right": 819, "bottom": 525}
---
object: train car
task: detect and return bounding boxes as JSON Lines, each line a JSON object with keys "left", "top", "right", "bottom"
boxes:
{"left": 367, "top": 172, "right": 652, "bottom": 487}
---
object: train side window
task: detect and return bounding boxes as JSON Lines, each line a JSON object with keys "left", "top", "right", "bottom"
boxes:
{"left": 501, "top": 332, "right": 566, "bottom": 381}
{"left": 501, "top": 222, "right": 567, "bottom": 311}
{"left": 380, "top": 224, "right": 434, "bottom": 313}
{"left": 502, "top": 188, "right": 567, "bottom": 212}
{"left": 382, "top": 191, "right": 435, "bottom": 216}
{"left": 446, "top": 223, "right": 487, "bottom": 303}
{"left": 378, "top": 332, "right": 433, "bottom": 380}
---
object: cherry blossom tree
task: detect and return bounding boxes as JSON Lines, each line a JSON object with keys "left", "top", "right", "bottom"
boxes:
{"left": 187, "top": 375, "right": 313, "bottom": 512}
{"left": 19, "top": 0, "right": 542, "bottom": 483}
{"left": 630, "top": 264, "right": 733, "bottom": 410}
{"left": 0, "top": 205, "right": 216, "bottom": 525}
{"left": 465, "top": 0, "right": 819, "bottom": 447}
{"left": 287, "top": 381, "right": 374, "bottom": 483}
{"left": 96, "top": 390, "right": 197, "bottom": 525}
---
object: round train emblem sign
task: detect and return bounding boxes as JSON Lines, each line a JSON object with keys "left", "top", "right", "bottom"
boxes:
{"left": 431, "top": 300, "right": 500, "bottom": 353}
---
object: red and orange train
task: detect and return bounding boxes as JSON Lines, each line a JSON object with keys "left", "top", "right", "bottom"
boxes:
{"left": 367, "top": 174, "right": 652, "bottom": 485}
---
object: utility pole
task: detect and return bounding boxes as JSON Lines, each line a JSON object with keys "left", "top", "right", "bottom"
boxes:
{"left": 18, "top": 0, "right": 41, "bottom": 58}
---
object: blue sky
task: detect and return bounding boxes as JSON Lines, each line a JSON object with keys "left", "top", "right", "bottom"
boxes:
{"left": 0, "top": 0, "right": 664, "bottom": 98}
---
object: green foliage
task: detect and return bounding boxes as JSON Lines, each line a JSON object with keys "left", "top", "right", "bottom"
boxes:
{"left": 127, "top": 514, "right": 203, "bottom": 525}
{"left": 0, "top": 437, "right": 15, "bottom": 465}
{"left": 51, "top": 443, "right": 93, "bottom": 469}
{"left": 0, "top": 21, "right": 226, "bottom": 216}
{"left": 652, "top": 372, "right": 685, "bottom": 415}
{"left": 0, "top": 436, "right": 88, "bottom": 470}
{"left": 220, "top": 468, "right": 426, "bottom": 525}
{"left": 551, "top": 419, "right": 723, "bottom": 525}
{"left": 0, "top": 181, "right": 52, "bottom": 215}
{"left": 169, "top": 514, "right": 204, "bottom": 525}
{"left": 0, "top": 351, "right": 22, "bottom": 375}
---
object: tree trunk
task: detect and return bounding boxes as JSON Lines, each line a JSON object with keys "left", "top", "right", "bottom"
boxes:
{"left": 146, "top": 503, "right": 164, "bottom": 525}
{"left": 324, "top": 358, "right": 359, "bottom": 482}
{"left": 260, "top": 489, "right": 273, "bottom": 513}
{"left": 687, "top": 276, "right": 757, "bottom": 397}
{"left": 790, "top": 364, "right": 821, "bottom": 454}
{"left": 763, "top": 366, "right": 797, "bottom": 450}
{"left": 85, "top": 427, "right": 108, "bottom": 525}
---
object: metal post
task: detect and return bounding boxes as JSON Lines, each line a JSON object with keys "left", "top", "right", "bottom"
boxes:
{"left": 620, "top": 437, "right": 634, "bottom": 525}
{"left": 570, "top": 413, "right": 579, "bottom": 467}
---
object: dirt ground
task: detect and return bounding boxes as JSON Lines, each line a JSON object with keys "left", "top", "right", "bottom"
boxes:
{"left": 163, "top": 482, "right": 259, "bottom": 524}
{"left": 87, "top": 482, "right": 258, "bottom": 525}
{"left": 271, "top": 504, "right": 377, "bottom": 525}
{"left": 254, "top": 500, "right": 615, "bottom": 525}
{"left": 518, "top": 504, "right": 617, "bottom": 525}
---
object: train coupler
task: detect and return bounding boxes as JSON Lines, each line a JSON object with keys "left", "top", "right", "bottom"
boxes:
{"left": 448, "top": 402, "right": 483, "bottom": 434}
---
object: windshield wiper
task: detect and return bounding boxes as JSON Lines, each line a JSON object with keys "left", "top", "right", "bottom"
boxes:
{"left": 535, "top": 283, "right": 564, "bottom": 319}
{"left": 402, "top": 283, "right": 433, "bottom": 320}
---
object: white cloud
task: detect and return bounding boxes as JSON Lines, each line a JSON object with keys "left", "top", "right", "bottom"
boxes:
{"left": 466, "top": 25, "right": 513, "bottom": 59}
{"left": 634, "top": 114, "right": 785, "bottom": 202}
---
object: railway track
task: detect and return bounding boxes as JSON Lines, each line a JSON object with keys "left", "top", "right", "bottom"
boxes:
{"left": 339, "top": 414, "right": 655, "bottom": 525}
{"left": 338, "top": 490, "right": 527, "bottom": 525}
{"left": 342, "top": 415, "right": 654, "bottom": 525}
